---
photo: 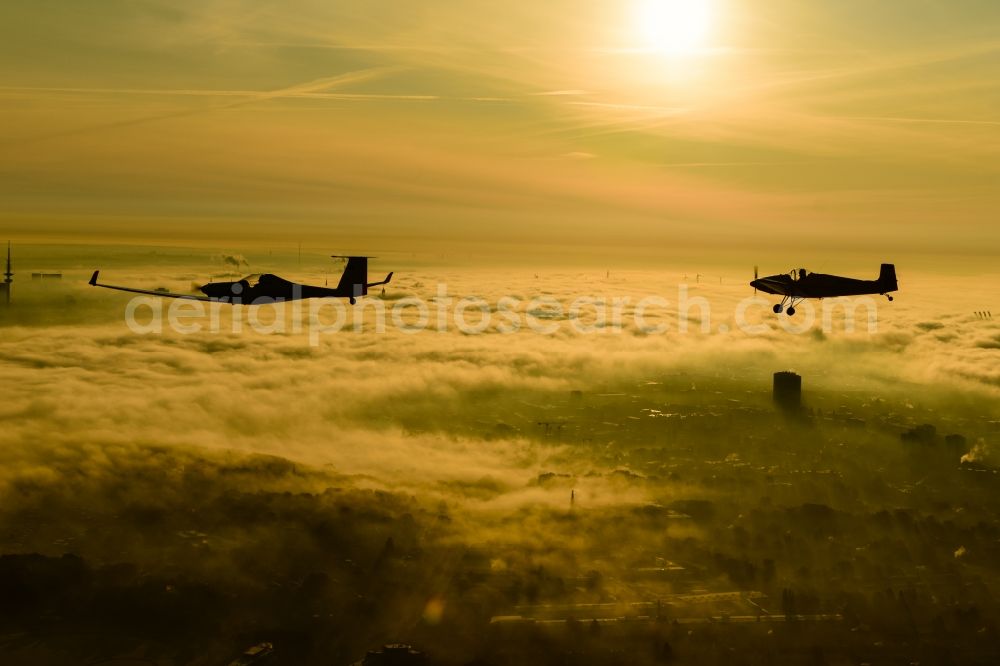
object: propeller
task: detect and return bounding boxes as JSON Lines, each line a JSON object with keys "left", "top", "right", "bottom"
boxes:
{"left": 753, "top": 265, "right": 758, "bottom": 295}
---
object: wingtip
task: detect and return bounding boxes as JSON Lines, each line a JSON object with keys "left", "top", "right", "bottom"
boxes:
{"left": 386, "top": 271, "right": 393, "bottom": 283}
{"left": 89, "top": 270, "right": 99, "bottom": 286}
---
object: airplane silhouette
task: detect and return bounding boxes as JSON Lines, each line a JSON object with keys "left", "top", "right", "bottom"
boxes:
{"left": 89, "top": 256, "right": 392, "bottom": 305}
{"left": 751, "top": 264, "right": 897, "bottom": 316}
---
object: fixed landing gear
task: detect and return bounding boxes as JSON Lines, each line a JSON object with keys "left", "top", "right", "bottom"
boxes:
{"left": 773, "top": 296, "right": 800, "bottom": 316}
{"left": 350, "top": 297, "right": 357, "bottom": 305}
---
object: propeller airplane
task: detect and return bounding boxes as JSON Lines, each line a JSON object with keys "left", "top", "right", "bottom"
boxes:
{"left": 751, "top": 264, "right": 898, "bottom": 316}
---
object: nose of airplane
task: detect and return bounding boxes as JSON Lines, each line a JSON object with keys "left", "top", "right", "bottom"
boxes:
{"left": 199, "top": 282, "right": 231, "bottom": 297}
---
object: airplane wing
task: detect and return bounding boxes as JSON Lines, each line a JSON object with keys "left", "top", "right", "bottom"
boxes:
{"left": 754, "top": 277, "right": 797, "bottom": 296}
{"left": 89, "top": 270, "right": 216, "bottom": 302}
{"left": 366, "top": 272, "right": 393, "bottom": 288}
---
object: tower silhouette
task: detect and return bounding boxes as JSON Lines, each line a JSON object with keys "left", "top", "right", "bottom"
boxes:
{"left": 2, "top": 242, "right": 12, "bottom": 305}
{"left": 773, "top": 371, "right": 801, "bottom": 411}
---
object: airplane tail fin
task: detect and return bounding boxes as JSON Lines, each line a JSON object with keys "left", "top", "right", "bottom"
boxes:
{"left": 333, "top": 256, "right": 369, "bottom": 296}
{"left": 878, "top": 263, "right": 897, "bottom": 291}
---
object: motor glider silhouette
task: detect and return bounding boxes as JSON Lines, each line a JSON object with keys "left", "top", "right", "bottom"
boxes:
{"left": 751, "top": 264, "right": 897, "bottom": 316}
{"left": 89, "top": 256, "right": 392, "bottom": 305}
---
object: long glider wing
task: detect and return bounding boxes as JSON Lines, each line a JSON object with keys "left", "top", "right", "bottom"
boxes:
{"left": 89, "top": 270, "right": 216, "bottom": 302}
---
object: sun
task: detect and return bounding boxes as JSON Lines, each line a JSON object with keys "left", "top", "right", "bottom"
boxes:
{"left": 635, "top": 0, "right": 713, "bottom": 55}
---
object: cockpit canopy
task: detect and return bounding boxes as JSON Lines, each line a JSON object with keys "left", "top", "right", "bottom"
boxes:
{"left": 790, "top": 268, "right": 809, "bottom": 280}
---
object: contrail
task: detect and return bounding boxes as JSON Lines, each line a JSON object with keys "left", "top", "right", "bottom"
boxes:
{"left": 843, "top": 115, "right": 1000, "bottom": 127}
{"left": 0, "top": 66, "right": 401, "bottom": 147}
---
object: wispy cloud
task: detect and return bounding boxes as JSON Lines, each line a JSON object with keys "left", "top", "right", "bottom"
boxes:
{"left": 0, "top": 67, "right": 402, "bottom": 146}
{"left": 1, "top": 0, "right": 998, "bottom": 252}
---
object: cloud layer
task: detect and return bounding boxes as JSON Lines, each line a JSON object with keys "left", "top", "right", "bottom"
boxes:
{"left": 3, "top": 257, "right": 999, "bottom": 497}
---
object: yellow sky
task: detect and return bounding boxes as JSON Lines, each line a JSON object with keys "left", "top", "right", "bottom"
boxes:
{"left": 0, "top": 1, "right": 998, "bottom": 263}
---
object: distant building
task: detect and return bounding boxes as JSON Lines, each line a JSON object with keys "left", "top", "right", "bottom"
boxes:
{"left": 901, "top": 423, "right": 937, "bottom": 445}
{"left": 354, "top": 644, "right": 428, "bottom": 666}
{"left": 31, "top": 272, "right": 62, "bottom": 280}
{"left": 226, "top": 642, "right": 273, "bottom": 666}
{"left": 773, "top": 371, "right": 801, "bottom": 411}
{"left": 944, "top": 433, "right": 968, "bottom": 452}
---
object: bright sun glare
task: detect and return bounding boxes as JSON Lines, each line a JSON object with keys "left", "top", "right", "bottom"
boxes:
{"left": 636, "top": 0, "right": 713, "bottom": 54}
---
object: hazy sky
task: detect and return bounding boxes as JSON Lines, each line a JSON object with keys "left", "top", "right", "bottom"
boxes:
{"left": 1, "top": 1, "right": 998, "bottom": 261}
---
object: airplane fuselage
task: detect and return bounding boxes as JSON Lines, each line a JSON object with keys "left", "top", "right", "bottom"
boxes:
{"left": 199, "top": 274, "right": 357, "bottom": 302}
{"left": 751, "top": 273, "right": 890, "bottom": 298}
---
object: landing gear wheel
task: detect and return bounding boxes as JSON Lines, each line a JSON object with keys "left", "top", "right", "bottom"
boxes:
{"left": 786, "top": 307, "right": 796, "bottom": 316}
{"left": 773, "top": 304, "right": 783, "bottom": 314}
{"left": 887, "top": 296, "right": 894, "bottom": 302}
{"left": 349, "top": 297, "right": 357, "bottom": 305}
